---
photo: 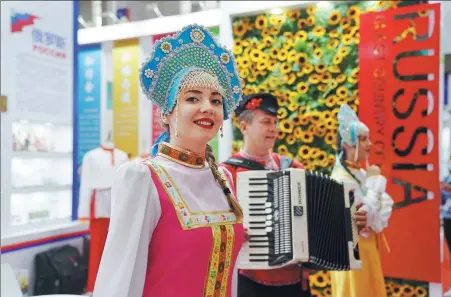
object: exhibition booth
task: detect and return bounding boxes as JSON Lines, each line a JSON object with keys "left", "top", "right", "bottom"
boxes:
{"left": 1, "top": 0, "right": 450, "bottom": 296}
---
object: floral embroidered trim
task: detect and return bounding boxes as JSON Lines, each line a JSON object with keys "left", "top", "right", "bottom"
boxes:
{"left": 158, "top": 142, "right": 205, "bottom": 168}
{"left": 245, "top": 98, "right": 263, "bottom": 110}
{"left": 145, "top": 159, "right": 238, "bottom": 230}
{"left": 204, "top": 225, "right": 234, "bottom": 297}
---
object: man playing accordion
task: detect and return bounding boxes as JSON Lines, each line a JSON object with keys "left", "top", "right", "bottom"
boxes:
{"left": 220, "top": 93, "right": 370, "bottom": 297}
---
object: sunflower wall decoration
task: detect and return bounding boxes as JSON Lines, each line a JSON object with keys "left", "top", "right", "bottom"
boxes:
{"left": 231, "top": 0, "right": 428, "bottom": 296}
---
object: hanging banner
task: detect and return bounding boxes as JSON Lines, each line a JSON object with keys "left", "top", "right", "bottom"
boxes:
{"left": 74, "top": 44, "right": 102, "bottom": 213}
{"left": 359, "top": 3, "right": 441, "bottom": 282}
{"left": 113, "top": 38, "right": 140, "bottom": 158}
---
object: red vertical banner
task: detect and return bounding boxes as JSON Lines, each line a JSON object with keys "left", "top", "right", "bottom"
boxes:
{"left": 359, "top": 3, "right": 441, "bottom": 283}
{"left": 151, "top": 32, "right": 175, "bottom": 144}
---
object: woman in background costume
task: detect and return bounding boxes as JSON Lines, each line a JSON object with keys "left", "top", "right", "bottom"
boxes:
{"left": 92, "top": 24, "right": 245, "bottom": 297}
{"left": 330, "top": 104, "right": 394, "bottom": 297}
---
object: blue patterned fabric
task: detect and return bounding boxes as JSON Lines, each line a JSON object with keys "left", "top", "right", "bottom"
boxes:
{"left": 139, "top": 24, "right": 243, "bottom": 120}
{"left": 337, "top": 104, "right": 360, "bottom": 147}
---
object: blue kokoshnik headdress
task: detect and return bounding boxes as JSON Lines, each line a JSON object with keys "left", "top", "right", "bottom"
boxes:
{"left": 139, "top": 24, "right": 243, "bottom": 156}
{"left": 336, "top": 104, "right": 370, "bottom": 163}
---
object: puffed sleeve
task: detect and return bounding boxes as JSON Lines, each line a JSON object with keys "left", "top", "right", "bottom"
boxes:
{"left": 331, "top": 169, "right": 377, "bottom": 233}
{"left": 92, "top": 161, "right": 161, "bottom": 297}
{"left": 364, "top": 175, "right": 394, "bottom": 233}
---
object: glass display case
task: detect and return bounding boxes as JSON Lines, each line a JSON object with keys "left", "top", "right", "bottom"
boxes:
{"left": 10, "top": 190, "right": 72, "bottom": 226}
{"left": 12, "top": 121, "right": 72, "bottom": 154}
{"left": 9, "top": 120, "right": 73, "bottom": 229}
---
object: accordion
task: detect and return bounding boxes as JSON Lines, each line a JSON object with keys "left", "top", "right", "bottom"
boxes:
{"left": 236, "top": 168, "right": 362, "bottom": 271}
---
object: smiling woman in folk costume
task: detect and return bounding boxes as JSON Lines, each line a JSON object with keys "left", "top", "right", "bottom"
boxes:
{"left": 92, "top": 25, "right": 245, "bottom": 297}
{"left": 330, "top": 104, "right": 394, "bottom": 297}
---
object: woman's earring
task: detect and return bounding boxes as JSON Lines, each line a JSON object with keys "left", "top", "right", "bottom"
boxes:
{"left": 220, "top": 126, "right": 223, "bottom": 138}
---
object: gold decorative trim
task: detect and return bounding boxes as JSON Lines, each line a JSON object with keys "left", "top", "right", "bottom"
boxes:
{"left": 204, "top": 225, "right": 234, "bottom": 297}
{"left": 145, "top": 159, "right": 238, "bottom": 230}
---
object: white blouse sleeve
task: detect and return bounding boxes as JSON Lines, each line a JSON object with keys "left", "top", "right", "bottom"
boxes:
{"left": 364, "top": 175, "right": 394, "bottom": 232}
{"left": 92, "top": 161, "right": 161, "bottom": 297}
{"left": 332, "top": 171, "right": 377, "bottom": 231}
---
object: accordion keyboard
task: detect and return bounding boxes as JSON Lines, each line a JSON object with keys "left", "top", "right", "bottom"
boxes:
{"left": 236, "top": 168, "right": 361, "bottom": 271}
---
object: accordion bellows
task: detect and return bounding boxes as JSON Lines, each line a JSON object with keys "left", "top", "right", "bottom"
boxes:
{"left": 236, "top": 168, "right": 361, "bottom": 271}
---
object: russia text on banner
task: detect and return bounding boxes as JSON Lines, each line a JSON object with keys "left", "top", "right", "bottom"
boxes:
{"left": 75, "top": 44, "right": 102, "bottom": 213}
{"left": 359, "top": 3, "right": 441, "bottom": 283}
{"left": 113, "top": 38, "right": 140, "bottom": 158}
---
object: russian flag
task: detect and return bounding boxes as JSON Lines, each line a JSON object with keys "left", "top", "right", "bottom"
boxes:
{"left": 11, "top": 12, "right": 39, "bottom": 33}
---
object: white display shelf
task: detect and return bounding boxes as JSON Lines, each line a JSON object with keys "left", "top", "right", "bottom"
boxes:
{"left": 11, "top": 185, "right": 72, "bottom": 194}
{"left": 12, "top": 151, "right": 72, "bottom": 158}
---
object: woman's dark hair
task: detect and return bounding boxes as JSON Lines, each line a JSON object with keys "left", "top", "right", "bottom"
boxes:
{"left": 335, "top": 132, "right": 361, "bottom": 186}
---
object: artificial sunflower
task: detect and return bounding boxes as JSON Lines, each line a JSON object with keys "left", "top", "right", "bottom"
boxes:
{"left": 321, "top": 72, "right": 332, "bottom": 83}
{"left": 277, "top": 144, "right": 289, "bottom": 155}
{"left": 306, "top": 5, "right": 316, "bottom": 15}
{"left": 338, "top": 46, "right": 350, "bottom": 57}
{"left": 263, "top": 36, "right": 275, "bottom": 48}
{"left": 333, "top": 54, "right": 343, "bottom": 65}
{"left": 296, "top": 53, "right": 308, "bottom": 66}
{"left": 340, "top": 17, "right": 351, "bottom": 30}
{"left": 327, "top": 39, "right": 340, "bottom": 50}
{"left": 294, "top": 126, "right": 303, "bottom": 139}
{"left": 277, "top": 130, "right": 286, "bottom": 140}
{"left": 317, "top": 84, "right": 327, "bottom": 92}
{"left": 287, "top": 103, "right": 298, "bottom": 112}
{"left": 312, "top": 26, "right": 326, "bottom": 37}
{"left": 308, "top": 74, "right": 321, "bottom": 84}
{"left": 297, "top": 19, "right": 308, "bottom": 30}
{"left": 310, "top": 271, "right": 328, "bottom": 288}
{"left": 233, "top": 22, "right": 247, "bottom": 37}
{"left": 336, "top": 74, "right": 347, "bottom": 83}
{"left": 286, "top": 134, "right": 296, "bottom": 145}
{"left": 280, "top": 62, "right": 292, "bottom": 74}
{"left": 295, "top": 30, "right": 308, "bottom": 42}
{"left": 277, "top": 49, "right": 288, "bottom": 61}
{"left": 328, "top": 154, "right": 336, "bottom": 167}
{"left": 303, "top": 64, "right": 314, "bottom": 74}
{"left": 325, "top": 95, "right": 338, "bottom": 108}
{"left": 313, "top": 48, "right": 323, "bottom": 59}
{"left": 329, "top": 29, "right": 340, "bottom": 38}
{"left": 401, "top": 285, "right": 415, "bottom": 297}
{"left": 296, "top": 81, "right": 309, "bottom": 94}
{"left": 325, "top": 131, "right": 336, "bottom": 145}
{"left": 300, "top": 130, "right": 314, "bottom": 144}
{"left": 415, "top": 286, "right": 427, "bottom": 297}
{"left": 279, "top": 119, "right": 294, "bottom": 133}
{"left": 284, "top": 73, "right": 296, "bottom": 85}
{"left": 249, "top": 49, "right": 263, "bottom": 63}
{"left": 323, "top": 286, "right": 332, "bottom": 297}
{"left": 347, "top": 5, "right": 361, "bottom": 19}
{"left": 315, "top": 62, "right": 327, "bottom": 73}
{"left": 256, "top": 60, "right": 268, "bottom": 71}
{"left": 328, "top": 79, "right": 338, "bottom": 89}
{"left": 328, "top": 10, "right": 342, "bottom": 25}
{"left": 306, "top": 15, "right": 316, "bottom": 26}
{"left": 336, "top": 86, "right": 349, "bottom": 98}
{"left": 298, "top": 145, "right": 311, "bottom": 158}
{"left": 269, "top": 14, "right": 284, "bottom": 26}
{"left": 328, "top": 65, "right": 341, "bottom": 74}
{"left": 255, "top": 15, "right": 267, "bottom": 30}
